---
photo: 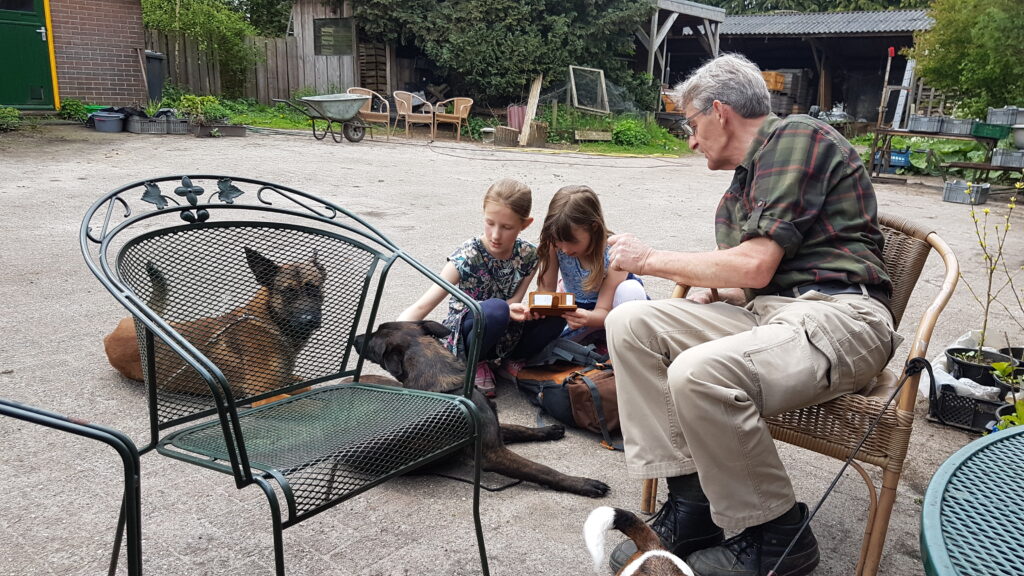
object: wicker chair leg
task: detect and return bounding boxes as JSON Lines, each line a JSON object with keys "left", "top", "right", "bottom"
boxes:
{"left": 641, "top": 478, "right": 658, "bottom": 514}
{"left": 861, "top": 471, "right": 900, "bottom": 576}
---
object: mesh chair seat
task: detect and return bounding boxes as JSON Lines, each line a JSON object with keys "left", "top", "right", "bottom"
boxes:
{"left": 163, "top": 384, "right": 475, "bottom": 518}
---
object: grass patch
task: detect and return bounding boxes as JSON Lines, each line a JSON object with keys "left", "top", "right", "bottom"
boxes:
{"left": 227, "top": 102, "right": 311, "bottom": 130}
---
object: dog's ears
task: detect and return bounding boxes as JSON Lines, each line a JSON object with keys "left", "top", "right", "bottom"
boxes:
{"left": 417, "top": 320, "right": 451, "bottom": 340}
{"left": 381, "top": 348, "right": 407, "bottom": 382}
{"left": 311, "top": 248, "right": 326, "bottom": 278}
{"left": 245, "top": 247, "right": 280, "bottom": 288}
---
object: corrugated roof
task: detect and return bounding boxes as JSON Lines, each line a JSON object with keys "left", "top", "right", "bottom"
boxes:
{"left": 719, "top": 10, "right": 932, "bottom": 36}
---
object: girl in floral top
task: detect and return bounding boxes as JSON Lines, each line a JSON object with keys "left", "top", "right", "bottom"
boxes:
{"left": 398, "top": 178, "right": 565, "bottom": 396}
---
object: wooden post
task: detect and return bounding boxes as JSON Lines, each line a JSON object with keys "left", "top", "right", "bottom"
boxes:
{"left": 551, "top": 100, "right": 557, "bottom": 130}
{"left": 518, "top": 73, "right": 543, "bottom": 147}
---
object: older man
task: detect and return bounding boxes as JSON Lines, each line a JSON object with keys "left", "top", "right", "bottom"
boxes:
{"left": 605, "top": 54, "right": 902, "bottom": 576}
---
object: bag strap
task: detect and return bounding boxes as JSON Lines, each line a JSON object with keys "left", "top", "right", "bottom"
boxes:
{"left": 577, "top": 371, "right": 623, "bottom": 451}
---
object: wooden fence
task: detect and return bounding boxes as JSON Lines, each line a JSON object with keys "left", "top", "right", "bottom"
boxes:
{"left": 145, "top": 30, "right": 221, "bottom": 97}
{"left": 145, "top": 29, "right": 358, "bottom": 104}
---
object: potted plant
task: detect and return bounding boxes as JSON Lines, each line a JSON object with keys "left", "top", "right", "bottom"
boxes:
{"left": 176, "top": 94, "right": 246, "bottom": 137}
{"left": 126, "top": 99, "right": 167, "bottom": 134}
{"left": 990, "top": 362, "right": 1024, "bottom": 432}
{"left": 946, "top": 182, "right": 1020, "bottom": 386}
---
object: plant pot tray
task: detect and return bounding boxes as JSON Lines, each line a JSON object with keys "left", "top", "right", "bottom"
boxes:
{"left": 193, "top": 124, "right": 247, "bottom": 138}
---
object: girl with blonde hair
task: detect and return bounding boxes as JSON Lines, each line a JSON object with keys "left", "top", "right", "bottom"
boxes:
{"left": 399, "top": 178, "right": 565, "bottom": 396}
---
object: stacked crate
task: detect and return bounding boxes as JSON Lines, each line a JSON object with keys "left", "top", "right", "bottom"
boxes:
{"left": 763, "top": 69, "right": 813, "bottom": 115}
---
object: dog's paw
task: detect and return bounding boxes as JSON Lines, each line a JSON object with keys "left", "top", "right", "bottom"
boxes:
{"left": 574, "top": 478, "right": 611, "bottom": 498}
{"left": 542, "top": 424, "right": 566, "bottom": 440}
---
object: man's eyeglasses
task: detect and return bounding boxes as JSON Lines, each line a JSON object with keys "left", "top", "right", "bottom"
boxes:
{"left": 680, "top": 102, "right": 715, "bottom": 137}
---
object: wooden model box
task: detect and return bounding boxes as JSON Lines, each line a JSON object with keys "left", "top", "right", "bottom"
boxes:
{"left": 528, "top": 291, "right": 577, "bottom": 315}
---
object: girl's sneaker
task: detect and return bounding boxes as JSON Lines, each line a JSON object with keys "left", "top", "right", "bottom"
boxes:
{"left": 492, "top": 359, "right": 525, "bottom": 387}
{"left": 474, "top": 362, "right": 496, "bottom": 398}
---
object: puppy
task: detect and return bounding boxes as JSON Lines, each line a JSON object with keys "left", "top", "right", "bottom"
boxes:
{"left": 354, "top": 320, "right": 611, "bottom": 497}
{"left": 585, "top": 507, "right": 695, "bottom": 576}
{"left": 103, "top": 247, "right": 326, "bottom": 403}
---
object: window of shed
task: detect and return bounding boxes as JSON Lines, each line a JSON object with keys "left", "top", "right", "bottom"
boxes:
{"left": 313, "top": 18, "right": 353, "bottom": 56}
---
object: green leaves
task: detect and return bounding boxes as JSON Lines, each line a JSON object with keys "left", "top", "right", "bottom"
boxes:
{"left": 346, "top": 0, "right": 651, "bottom": 102}
{"left": 910, "top": 0, "right": 1024, "bottom": 118}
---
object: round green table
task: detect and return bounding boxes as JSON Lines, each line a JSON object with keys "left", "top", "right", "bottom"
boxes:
{"left": 921, "top": 425, "right": 1024, "bottom": 575}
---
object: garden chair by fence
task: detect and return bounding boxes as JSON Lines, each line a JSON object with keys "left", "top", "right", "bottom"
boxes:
{"left": 0, "top": 398, "right": 142, "bottom": 576}
{"left": 80, "top": 175, "right": 489, "bottom": 575}
{"left": 638, "top": 213, "right": 959, "bottom": 576}
{"left": 394, "top": 90, "right": 435, "bottom": 139}
{"left": 347, "top": 87, "right": 392, "bottom": 140}
{"left": 434, "top": 97, "right": 474, "bottom": 141}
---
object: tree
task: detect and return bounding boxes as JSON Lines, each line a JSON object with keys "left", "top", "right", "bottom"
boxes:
{"left": 142, "top": 0, "right": 260, "bottom": 98}
{"left": 908, "top": 0, "right": 1024, "bottom": 118}
{"left": 228, "top": 0, "right": 292, "bottom": 36}
{"left": 346, "top": 0, "right": 652, "bottom": 104}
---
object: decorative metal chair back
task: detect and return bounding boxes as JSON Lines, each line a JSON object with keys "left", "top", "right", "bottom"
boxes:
{"left": 81, "top": 175, "right": 489, "bottom": 575}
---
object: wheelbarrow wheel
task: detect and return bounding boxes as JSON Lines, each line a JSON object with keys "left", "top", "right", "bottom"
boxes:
{"left": 343, "top": 123, "right": 366, "bottom": 143}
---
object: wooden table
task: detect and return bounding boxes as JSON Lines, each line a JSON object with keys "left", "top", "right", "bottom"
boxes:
{"left": 920, "top": 426, "right": 1024, "bottom": 575}
{"left": 868, "top": 129, "right": 999, "bottom": 179}
{"left": 940, "top": 161, "right": 1024, "bottom": 183}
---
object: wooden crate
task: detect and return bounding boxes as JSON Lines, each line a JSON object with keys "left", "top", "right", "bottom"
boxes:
{"left": 762, "top": 71, "right": 785, "bottom": 93}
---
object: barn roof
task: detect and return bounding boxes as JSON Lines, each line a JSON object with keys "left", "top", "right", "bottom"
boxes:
{"left": 718, "top": 9, "right": 932, "bottom": 37}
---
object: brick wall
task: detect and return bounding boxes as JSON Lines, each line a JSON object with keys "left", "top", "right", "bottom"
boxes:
{"left": 50, "top": 0, "right": 147, "bottom": 106}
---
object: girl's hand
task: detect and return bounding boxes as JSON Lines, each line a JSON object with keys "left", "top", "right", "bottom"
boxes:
{"left": 509, "top": 302, "right": 530, "bottom": 323}
{"left": 561, "top": 308, "right": 591, "bottom": 330}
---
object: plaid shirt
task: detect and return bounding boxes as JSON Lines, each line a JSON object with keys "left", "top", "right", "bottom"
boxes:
{"left": 715, "top": 115, "right": 891, "bottom": 300}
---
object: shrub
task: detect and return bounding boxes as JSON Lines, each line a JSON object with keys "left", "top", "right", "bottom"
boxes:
{"left": 176, "top": 94, "right": 230, "bottom": 125}
{"left": 612, "top": 118, "right": 651, "bottom": 147}
{"left": 0, "top": 107, "right": 21, "bottom": 132}
{"left": 59, "top": 99, "right": 88, "bottom": 123}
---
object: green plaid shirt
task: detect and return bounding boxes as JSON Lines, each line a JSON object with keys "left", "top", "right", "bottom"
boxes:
{"left": 715, "top": 115, "right": 891, "bottom": 300}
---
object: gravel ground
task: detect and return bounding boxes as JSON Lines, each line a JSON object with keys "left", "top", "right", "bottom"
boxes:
{"left": 0, "top": 124, "right": 1021, "bottom": 576}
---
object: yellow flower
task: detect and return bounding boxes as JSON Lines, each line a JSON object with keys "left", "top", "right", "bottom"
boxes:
{"left": 983, "top": 208, "right": 991, "bottom": 214}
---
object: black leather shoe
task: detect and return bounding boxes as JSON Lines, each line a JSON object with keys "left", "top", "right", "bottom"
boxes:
{"left": 608, "top": 495, "right": 724, "bottom": 573}
{"left": 685, "top": 503, "right": 819, "bottom": 576}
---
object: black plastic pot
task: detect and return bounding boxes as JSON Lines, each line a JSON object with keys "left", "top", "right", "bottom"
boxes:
{"left": 945, "top": 347, "right": 1014, "bottom": 388}
{"left": 998, "top": 347, "right": 1024, "bottom": 365}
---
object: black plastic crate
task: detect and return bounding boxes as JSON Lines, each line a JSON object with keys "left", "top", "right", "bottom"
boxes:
{"left": 928, "top": 383, "right": 1003, "bottom": 433}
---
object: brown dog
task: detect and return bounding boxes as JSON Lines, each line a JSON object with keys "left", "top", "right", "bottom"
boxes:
{"left": 103, "top": 248, "right": 326, "bottom": 402}
{"left": 353, "top": 320, "right": 610, "bottom": 497}
{"left": 585, "top": 506, "right": 695, "bottom": 576}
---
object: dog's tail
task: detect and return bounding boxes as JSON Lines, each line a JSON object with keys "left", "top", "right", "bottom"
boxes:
{"left": 585, "top": 506, "right": 661, "bottom": 571}
{"left": 145, "top": 261, "right": 168, "bottom": 316}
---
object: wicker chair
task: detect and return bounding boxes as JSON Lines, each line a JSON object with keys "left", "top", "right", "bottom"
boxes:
{"left": 434, "top": 97, "right": 473, "bottom": 141}
{"left": 346, "top": 87, "right": 392, "bottom": 140}
{"left": 638, "top": 213, "right": 959, "bottom": 576}
{"left": 393, "top": 90, "right": 435, "bottom": 140}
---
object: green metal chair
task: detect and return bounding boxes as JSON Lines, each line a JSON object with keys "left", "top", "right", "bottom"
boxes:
{"left": 0, "top": 399, "right": 142, "bottom": 576}
{"left": 80, "top": 175, "right": 489, "bottom": 575}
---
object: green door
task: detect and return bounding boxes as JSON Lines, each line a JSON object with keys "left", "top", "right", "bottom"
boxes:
{"left": 0, "top": 0, "right": 54, "bottom": 109}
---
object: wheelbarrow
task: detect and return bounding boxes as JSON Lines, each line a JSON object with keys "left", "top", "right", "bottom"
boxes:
{"left": 274, "top": 93, "right": 371, "bottom": 143}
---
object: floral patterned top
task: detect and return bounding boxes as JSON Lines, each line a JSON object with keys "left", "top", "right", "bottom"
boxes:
{"left": 442, "top": 237, "right": 538, "bottom": 359}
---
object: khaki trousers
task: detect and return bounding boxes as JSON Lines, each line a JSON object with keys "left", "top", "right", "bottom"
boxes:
{"left": 605, "top": 291, "right": 900, "bottom": 531}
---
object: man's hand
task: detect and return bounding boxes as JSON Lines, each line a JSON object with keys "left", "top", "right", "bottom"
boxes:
{"left": 686, "top": 287, "right": 747, "bottom": 306}
{"left": 608, "top": 233, "right": 653, "bottom": 274}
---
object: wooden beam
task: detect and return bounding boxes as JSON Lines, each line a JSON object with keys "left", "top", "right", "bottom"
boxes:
{"left": 519, "top": 73, "right": 543, "bottom": 147}
{"left": 646, "top": 11, "right": 658, "bottom": 76}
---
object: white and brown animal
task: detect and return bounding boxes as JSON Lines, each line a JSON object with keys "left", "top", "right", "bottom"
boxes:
{"left": 585, "top": 506, "right": 695, "bottom": 576}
